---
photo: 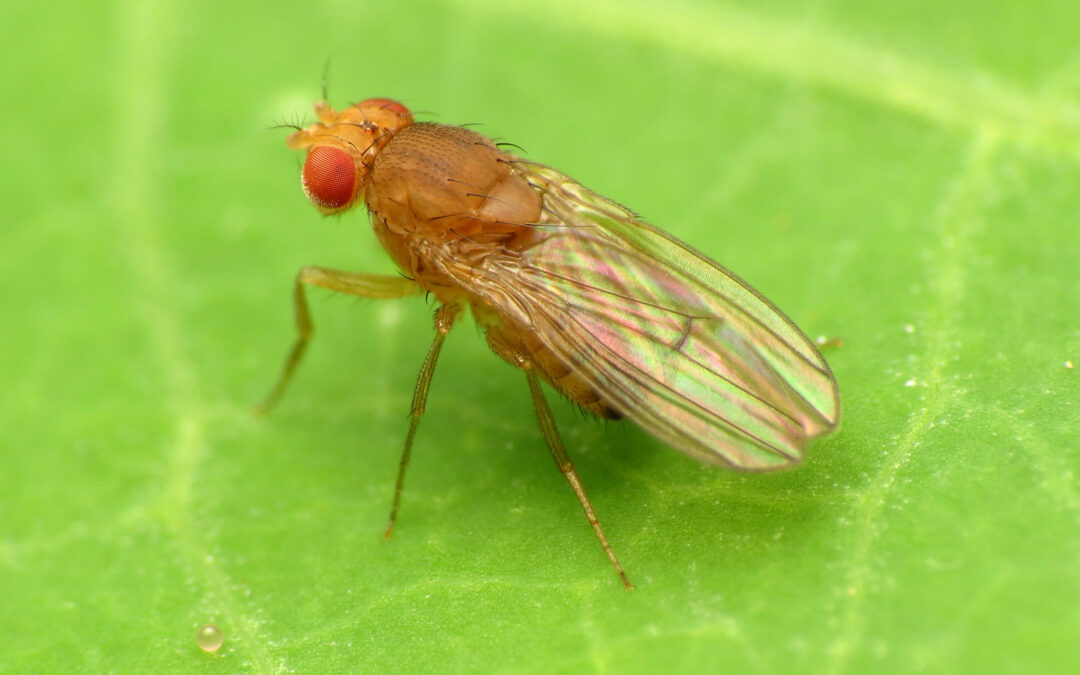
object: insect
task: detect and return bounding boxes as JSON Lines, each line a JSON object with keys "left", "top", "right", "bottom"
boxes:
{"left": 258, "top": 97, "right": 841, "bottom": 588}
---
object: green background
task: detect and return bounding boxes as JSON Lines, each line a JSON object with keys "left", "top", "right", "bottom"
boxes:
{"left": 4, "top": 0, "right": 1078, "bottom": 671}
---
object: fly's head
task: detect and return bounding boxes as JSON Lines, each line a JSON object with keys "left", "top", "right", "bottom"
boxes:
{"left": 287, "top": 98, "right": 414, "bottom": 214}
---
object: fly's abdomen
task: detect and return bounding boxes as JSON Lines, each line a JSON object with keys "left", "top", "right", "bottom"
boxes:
{"left": 485, "top": 319, "right": 622, "bottom": 420}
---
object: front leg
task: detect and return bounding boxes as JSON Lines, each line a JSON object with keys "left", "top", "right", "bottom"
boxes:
{"left": 254, "top": 266, "right": 422, "bottom": 415}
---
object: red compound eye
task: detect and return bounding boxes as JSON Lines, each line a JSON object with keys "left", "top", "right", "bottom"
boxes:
{"left": 360, "top": 98, "right": 411, "bottom": 117}
{"left": 302, "top": 145, "right": 356, "bottom": 210}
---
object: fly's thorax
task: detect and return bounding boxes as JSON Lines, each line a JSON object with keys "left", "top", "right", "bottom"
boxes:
{"left": 365, "top": 123, "right": 541, "bottom": 237}
{"left": 363, "top": 122, "right": 543, "bottom": 287}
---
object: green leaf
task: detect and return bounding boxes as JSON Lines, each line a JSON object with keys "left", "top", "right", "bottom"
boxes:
{"left": 3, "top": 0, "right": 1077, "bottom": 671}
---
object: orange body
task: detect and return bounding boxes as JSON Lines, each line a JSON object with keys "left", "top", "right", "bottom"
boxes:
{"left": 268, "top": 97, "right": 839, "bottom": 587}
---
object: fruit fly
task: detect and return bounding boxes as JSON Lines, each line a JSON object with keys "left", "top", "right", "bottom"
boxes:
{"left": 258, "top": 97, "right": 841, "bottom": 588}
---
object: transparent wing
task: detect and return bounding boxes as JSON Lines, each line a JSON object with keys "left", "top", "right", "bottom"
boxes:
{"left": 460, "top": 162, "right": 840, "bottom": 470}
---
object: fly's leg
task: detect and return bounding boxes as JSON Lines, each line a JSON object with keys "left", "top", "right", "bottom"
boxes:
{"left": 255, "top": 267, "right": 422, "bottom": 415}
{"left": 524, "top": 369, "right": 633, "bottom": 589}
{"left": 384, "top": 303, "right": 461, "bottom": 538}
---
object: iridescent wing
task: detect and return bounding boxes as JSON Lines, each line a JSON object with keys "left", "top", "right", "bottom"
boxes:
{"left": 460, "top": 161, "right": 840, "bottom": 470}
